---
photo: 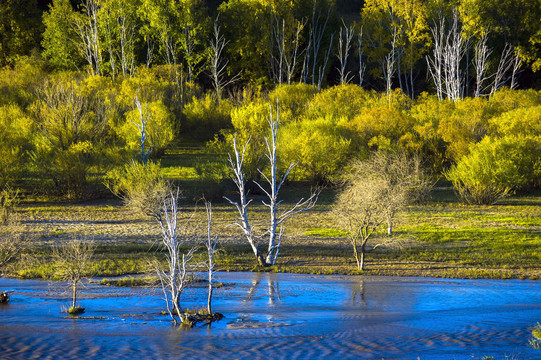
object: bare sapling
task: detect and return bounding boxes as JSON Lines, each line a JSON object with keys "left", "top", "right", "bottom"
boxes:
{"left": 153, "top": 189, "right": 196, "bottom": 325}
{"left": 52, "top": 239, "right": 95, "bottom": 314}
{"left": 133, "top": 95, "right": 153, "bottom": 164}
{"left": 334, "top": 152, "right": 430, "bottom": 271}
{"left": 203, "top": 200, "right": 218, "bottom": 315}
{"left": 336, "top": 20, "right": 354, "bottom": 85}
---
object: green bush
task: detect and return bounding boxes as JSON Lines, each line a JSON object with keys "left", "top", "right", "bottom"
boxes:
{"left": 446, "top": 136, "right": 541, "bottom": 204}
{"left": 183, "top": 94, "right": 233, "bottom": 141}
{"left": 106, "top": 160, "right": 170, "bottom": 217}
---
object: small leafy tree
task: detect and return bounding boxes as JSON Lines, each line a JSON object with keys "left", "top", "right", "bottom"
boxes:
{"left": 52, "top": 240, "right": 95, "bottom": 314}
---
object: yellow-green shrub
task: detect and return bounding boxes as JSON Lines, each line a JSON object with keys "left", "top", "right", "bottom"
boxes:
{"left": 446, "top": 136, "right": 541, "bottom": 204}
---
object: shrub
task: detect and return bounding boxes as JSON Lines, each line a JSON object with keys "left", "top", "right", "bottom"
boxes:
{"left": 0, "top": 185, "right": 20, "bottom": 225}
{"left": 118, "top": 100, "right": 174, "bottom": 158}
{"left": 106, "top": 160, "right": 170, "bottom": 217}
{"left": 0, "top": 104, "right": 33, "bottom": 186}
{"left": 446, "top": 136, "right": 541, "bottom": 204}
{"left": 280, "top": 115, "right": 351, "bottom": 182}
{"left": 183, "top": 94, "right": 233, "bottom": 141}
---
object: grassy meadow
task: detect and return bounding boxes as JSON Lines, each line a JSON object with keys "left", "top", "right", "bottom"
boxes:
{"left": 3, "top": 144, "right": 541, "bottom": 281}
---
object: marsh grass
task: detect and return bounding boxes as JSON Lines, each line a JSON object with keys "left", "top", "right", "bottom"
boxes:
{"left": 3, "top": 186, "right": 541, "bottom": 280}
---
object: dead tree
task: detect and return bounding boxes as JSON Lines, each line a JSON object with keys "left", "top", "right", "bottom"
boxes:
{"left": 225, "top": 136, "right": 265, "bottom": 265}
{"left": 427, "top": 12, "right": 467, "bottom": 101}
{"left": 358, "top": 28, "right": 366, "bottom": 87}
{"left": 256, "top": 105, "right": 319, "bottom": 265}
{"left": 383, "top": 25, "right": 398, "bottom": 102}
{"left": 203, "top": 200, "right": 218, "bottom": 315}
{"left": 74, "top": 0, "right": 102, "bottom": 75}
{"left": 209, "top": 18, "right": 241, "bottom": 100}
{"left": 473, "top": 32, "right": 491, "bottom": 97}
{"left": 490, "top": 44, "right": 522, "bottom": 95}
{"left": 336, "top": 20, "right": 354, "bottom": 85}
{"left": 154, "top": 189, "right": 196, "bottom": 326}
{"left": 426, "top": 16, "right": 445, "bottom": 100}
{"left": 133, "top": 96, "right": 153, "bottom": 164}
{"left": 226, "top": 103, "right": 319, "bottom": 266}
{"left": 306, "top": 1, "right": 332, "bottom": 87}
{"left": 272, "top": 17, "right": 306, "bottom": 85}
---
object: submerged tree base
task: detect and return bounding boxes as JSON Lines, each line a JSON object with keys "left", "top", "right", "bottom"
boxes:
{"left": 182, "top": 312, "right": 224, "bottom": 327}
{"left": 68, "top": 306, "right": 85, "bottom": 315}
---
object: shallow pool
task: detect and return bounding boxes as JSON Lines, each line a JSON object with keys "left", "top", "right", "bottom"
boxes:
{"left": 1, "top": 273, "right": 540, "bottom": 359}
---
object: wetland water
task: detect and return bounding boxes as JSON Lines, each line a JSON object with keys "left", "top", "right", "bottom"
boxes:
{"left": 1, "top": 273, "right": 540, "bottom": 360}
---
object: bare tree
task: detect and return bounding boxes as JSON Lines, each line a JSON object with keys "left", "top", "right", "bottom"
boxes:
{"left": 426, "top": 16, "right": 445, "bottom": 100}
{"left": 427, "top": 11, "right": 467, "bottom": 101}
{"left": 74, "top": 0, "right": 102, "bottom": 75}
{"left": 203, "top": 200, "right": 218, "bottom": 315}
{"left": 116, "top": 4, "right": 136, "bottom": 76}
{"left": 490, "top": 44, "right": 522, "bottom": 95}
{"left": 334, "top": 152, "right": 430, "bottom": 271}
{"left": 357, "top": 28, "right": 366, "bottom": 87}
{"left": 336, "top": 20, "right": 354, "bottom": 85}
{"left": 304, "top": 1, "right": 332, "bottom": 87}
{"left": 256, "top": 105, "right": 319, "bottom": 265}
{"left": 383, "top": 25, "right": 398, "bottom": 101}
{"left": 133, "top": 96, "right": 153, "bottom": 164}
{"left": 271, "top": 17, "right": 306, "bottom": 85}
{"left": 209, "top": 18, "right": 241, "bottom": 100}
{"left": 154, "top": 189, "right": 196, "bottom": 326}
{"left": 224, "top": 136, "right": 264, "bottom": 265}
{"left": 52, "top": 240, "right": 95, "bottom": 314}
{"left": 473, "top": 32, "right": 492, "bottom": 97}
{"left": 226, "top": 103, "right": 319, "bottom": 266}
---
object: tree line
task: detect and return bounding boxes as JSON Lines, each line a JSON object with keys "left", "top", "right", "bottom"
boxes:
{"left": 1, "top": 0, "right": 540, "bottom": 93}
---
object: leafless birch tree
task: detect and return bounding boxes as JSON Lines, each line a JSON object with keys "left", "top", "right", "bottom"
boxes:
{"left": 224, "top": 136, "right": 264, "bottom": 265}
{"left": 426, "top": 16, "right": 445, "bottom": 100}
{"left": 226, "top": 103, "right": 319, "bottom": 266}
{"left": 133, "top": 96, "right": 153, "bottom": 164}
{"left": 490, "top": 44, "right": 522, "bottom": 95}
{"left": 473, "top": 32, "right": 491, "bottom": 97}
{"left": 74, "top": 0, "right": 102, "bottom": 75}
{"left": 336, "top": 21, "right": 354, "bottom": 85}
{"left": 383, "top": 25, "right": 398, "bottom": 101}
{"left": 203, "top": 201, "right": 218, "bottom": 315}
{"left": 209, "top": 18, "right": 241, "bottom": 100}
{"left": 154, "top": 189, "right": 196, "bottom": 326}
{"left": 256, "top": 105, "right": 319, "bottom": 265}
{"left": 426, "top": 12, "right": 467, "bottom": 101}
{"left": 271, "top": 17, "right": 306, "bottom": 85}
{"left": 358, "top": 29, "right": 366, "bottom": 87}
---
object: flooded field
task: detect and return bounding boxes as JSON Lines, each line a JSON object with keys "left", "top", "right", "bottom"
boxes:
{"left": 1, "top": 273, "right": 540, "bottom": 359}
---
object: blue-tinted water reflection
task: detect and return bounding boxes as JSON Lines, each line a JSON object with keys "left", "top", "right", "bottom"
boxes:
{"left": 1, "top": 274, "right": 540, "bottom": 359}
